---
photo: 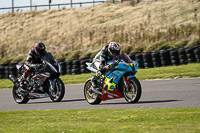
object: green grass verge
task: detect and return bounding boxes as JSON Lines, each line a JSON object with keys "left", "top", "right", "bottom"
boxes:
{"left": 0, "top": 63, "right": 200, "bottom": 89}
{"left": 0, "top": 108, "right": 200, "bottom": 133}
{"left": 136, "top": 63, "right": 200, "bottom": 80}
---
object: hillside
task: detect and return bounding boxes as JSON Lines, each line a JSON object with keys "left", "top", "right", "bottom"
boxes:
{"left": 0, "top": 0, "right": 200, "bottom": 63}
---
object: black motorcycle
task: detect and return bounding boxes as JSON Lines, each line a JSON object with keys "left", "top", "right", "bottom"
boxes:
{"left": 9, "top": 52, "right": 65, "bottom": 104}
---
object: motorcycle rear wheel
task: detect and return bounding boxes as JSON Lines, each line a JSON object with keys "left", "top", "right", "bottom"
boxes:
{"left": 123, "top": 77, "right": 142, "bottom": 103}
{"left": 84, "top": 79, "right": 101, "bottom": 104}
{"left": 12, "top": 86, "right": 29, "bottom": 104}
{"left": 49, "top": 78, "right": 65, "bottom": 102}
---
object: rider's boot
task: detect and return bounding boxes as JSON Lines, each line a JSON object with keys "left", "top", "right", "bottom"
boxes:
{"left": 90, "top": 70, "right": 104, "bottom": 95}
{"left": 91, "top": 75, "right": 98, "bottom": 89}
{"left": 90, "top": 75, "right": 103, "bottom": 95}
{"left": 91, "top": 70, "right": 103, "bottom": 88}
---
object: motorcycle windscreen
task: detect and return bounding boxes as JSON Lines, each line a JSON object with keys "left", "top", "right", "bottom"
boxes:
{"left": 118, "top": 52, "right": 138, "bottom": 70}
{"left": 43, "top": 52, "right": 58, "bottom": 72}
{"left": 43, "top": 52, "right": 56, "bottom": 65}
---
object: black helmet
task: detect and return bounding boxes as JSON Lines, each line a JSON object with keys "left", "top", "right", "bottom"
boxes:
{"left": 35, "top": 42, "right": 46, "bottom": 56}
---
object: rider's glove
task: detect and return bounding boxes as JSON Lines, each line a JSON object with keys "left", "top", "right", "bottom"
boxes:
{"left": 106, "top": 62, "right": 118, "bottom": 70}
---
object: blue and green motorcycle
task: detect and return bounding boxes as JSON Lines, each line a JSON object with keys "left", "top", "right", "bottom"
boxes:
{"left": 84, "top": 52, "right": 142, "bottom": 104}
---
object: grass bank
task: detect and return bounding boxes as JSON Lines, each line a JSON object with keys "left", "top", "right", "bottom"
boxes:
{"left": 0, "top": 0, "right": 200, "bottom": 63}
{"left": 0, "top": 108, "right": 200, "bottom": 133}
{"left": 0, "top": 63, "right": 200, "bottom": 89}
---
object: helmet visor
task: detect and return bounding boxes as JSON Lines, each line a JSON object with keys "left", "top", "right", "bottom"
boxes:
{"left": 36, "top": 48, "right": 45, "bottom": 56}
{"left": 110, "top": 49, "right": 120, "bottom": 56}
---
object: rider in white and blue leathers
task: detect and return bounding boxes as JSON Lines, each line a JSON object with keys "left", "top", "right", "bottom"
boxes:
{"left": 91, "top": 42, "right": 121, "bottom": 89}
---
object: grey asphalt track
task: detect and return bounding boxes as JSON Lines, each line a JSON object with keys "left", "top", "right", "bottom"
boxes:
{"left": 0, "top": 78, "right": 200, "bottom": 111}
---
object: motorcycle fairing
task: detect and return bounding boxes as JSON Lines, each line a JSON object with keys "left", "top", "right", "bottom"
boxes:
{"left": 127, "top": 75, "right": 136, "bottom": 78}
{"left": 106, "top": 70, "right": 126, "bottom": 84}
{"left": 43, "top": 52, "right": 61, "bottom": 73}
{"left": 32, "top": 72, "right": 50, "bottom": 82}
{"left": 115, "top": 62, "right": 133, "bottom": 72}
{"left": 98, "top": 89, "right": 123, "bottom": 100}
{"left": 103, "top": 64, "right": 136, "bottom": 92}
{"left": 28, "top": 92, "right": 49, "bottom": 99}
{"left": 104, "top": 77, "right": 117, "bottom": 91}
{"left": 16, "top": 64, "right": 23, "bottom": 70}
{"left": 40, "top": 72, "right": 51, "bottom": 81}
{"left": 86, "top": 63, "right": 97, "bottom": 73}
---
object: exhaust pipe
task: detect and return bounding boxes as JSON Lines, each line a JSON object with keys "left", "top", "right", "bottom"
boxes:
{"left": 91, "top": 87, "right": 102, "bottom": 95}
{"left": 9, "top": 75, "right": 19, "bottom": 87}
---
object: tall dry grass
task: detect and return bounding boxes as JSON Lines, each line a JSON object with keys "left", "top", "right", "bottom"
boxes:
{"left": 0, "top": 0, "right": 200, "bottom": 63}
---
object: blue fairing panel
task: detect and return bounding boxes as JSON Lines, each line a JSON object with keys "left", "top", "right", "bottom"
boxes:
{"left": 127, "top": 75, "right": 136, "bottom": 78}
{"left": 106, "top": 70, "right": 126, "bottom": 84}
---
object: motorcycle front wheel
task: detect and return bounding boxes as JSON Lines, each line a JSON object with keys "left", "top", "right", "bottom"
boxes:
{"left": 84, "top": 79, "right": 101, "bottom": 104}
{"left": 49, "top": 78, "right": 65, "bottom": 102}
{"left": 12, "top": 85, "right": 29, "bottom": 104}
{"left": 123, "top": 77, "right": 142, "bottom": 103}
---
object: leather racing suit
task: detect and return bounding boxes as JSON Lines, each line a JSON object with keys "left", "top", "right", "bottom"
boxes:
{"left": 91, "top": 45, "right": 118, "bottom": 88}
{"left": 22, "top": 47, "right": 44, "bottom": 80}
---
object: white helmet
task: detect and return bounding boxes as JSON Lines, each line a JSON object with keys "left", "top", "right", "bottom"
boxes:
{"left": 108, "top": 42, "right": 120, "bottom": 58}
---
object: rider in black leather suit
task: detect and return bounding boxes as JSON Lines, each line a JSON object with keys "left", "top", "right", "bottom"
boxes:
{"left": 18, "top": 42, "right": 46, "bottom": 89}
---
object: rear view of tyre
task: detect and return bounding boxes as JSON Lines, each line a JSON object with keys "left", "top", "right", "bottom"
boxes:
{"left": 84, "top": 79, "right": 101, "bottom": 104}
{"left": 160, "top": 50, "right": 171, "bottom": 66}
{"left": 123, "top": 77, "right": 142, "bottom": 103}
{"left": 152, "top": 51, "right": 161, "bottom": 67}
{"left": 185, "top": 46, "right": 197, "bottom": 63}
{"left": 170, "top": 49, "right": 180, "bottom": 66}
{"left": 143, "top": 52, "right": 153, "bottom": 68}
{"left": 194, "top": 47, "right": 200, "bottom": 63}
{"left": 178, "top": 48, "right": 187, "bottom": 65}
{"left": 49, "top": 78, "right": 65, "bottom": 102}
{"left": 135, "top": 53, "right": 144, "bottom": 68}
{"left": 12, "top": 86, "right": 29, "bottom": 104}
{"left": 0, "top": 65, "right": 4, "bottom": 79}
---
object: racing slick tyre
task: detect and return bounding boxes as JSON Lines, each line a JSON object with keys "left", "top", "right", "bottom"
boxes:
{"left": 123, "top": 77, "right": 142, "bottom": 103}
{"left": 49, "top": 78, "right": 65, "bottom": 102}
{"left": 84, "top": 79, "right": 101, "bottom": 104}
{"left": 12, "top": 85, "right": 29, "bottom": 104}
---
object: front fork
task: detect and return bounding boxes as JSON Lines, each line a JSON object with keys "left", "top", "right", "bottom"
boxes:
{"left": 49, "top": 78, "right": 61, "bottom": 96}
{"left": 123, "top": 76, "right": 130, "bottom": 92}
{"left": 49, "top": 79, "right": 56, "bottom": 92}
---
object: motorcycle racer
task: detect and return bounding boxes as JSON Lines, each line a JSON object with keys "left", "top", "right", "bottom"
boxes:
{"left": 91, "top": 42, "right": 121, "bottom": 89}
{"left": 18, "top": 42, "right": 46, "bottom": 91}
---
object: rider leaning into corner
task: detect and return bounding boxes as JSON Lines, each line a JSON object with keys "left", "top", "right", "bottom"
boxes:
{"left": 91, "top": 42, "right": 121, "bottom": 90}
{"left": 18, "top": 42, "right": 46, "bottom": 92}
